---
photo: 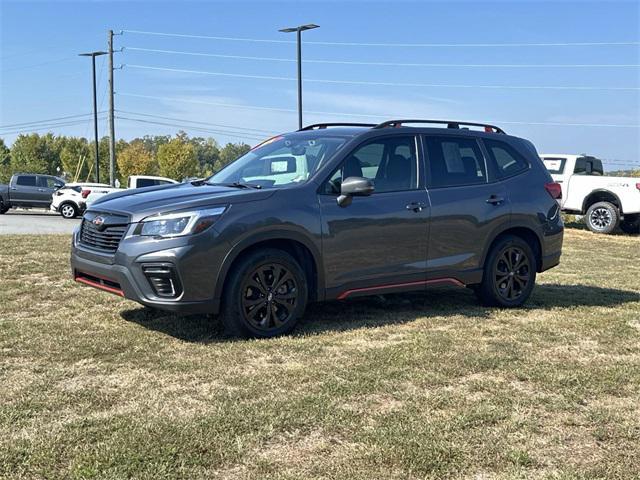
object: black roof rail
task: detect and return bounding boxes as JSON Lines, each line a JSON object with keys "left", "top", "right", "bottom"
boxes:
{"left": 373, "top": 119, "right": 505, "bottom": 134}
{"left": 298, "top": 122, "right": 377, "bottom": 131}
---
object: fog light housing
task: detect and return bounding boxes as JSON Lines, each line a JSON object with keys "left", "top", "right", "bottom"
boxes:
{"left": 142, "top": 263, "right": 182, "bottom": 298}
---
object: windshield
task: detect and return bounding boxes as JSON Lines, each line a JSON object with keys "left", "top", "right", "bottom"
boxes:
{"left": 207, "top": 135, "right": 347, "bottom": 188}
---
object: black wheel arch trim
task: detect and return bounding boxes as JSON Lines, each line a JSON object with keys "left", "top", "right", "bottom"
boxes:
{"left": 582, "top": 189, "right": 622, "bottom": 215}
{"left": 213, "top": 228, "right": 324, "bottom": 304}
{"left": 479, "top": 220, "right": 545, "bottom": 273}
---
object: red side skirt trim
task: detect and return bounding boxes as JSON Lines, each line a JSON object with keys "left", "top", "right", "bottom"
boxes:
{"left": 336, "top": 277, "right": 464, "bottom": 300}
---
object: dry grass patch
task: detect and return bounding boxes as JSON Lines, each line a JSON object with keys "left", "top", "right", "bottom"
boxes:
{"left": 0, "top": 229, "right": 639, "bottom": 479}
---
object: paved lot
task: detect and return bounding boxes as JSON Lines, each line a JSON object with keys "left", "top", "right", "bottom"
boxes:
{"left": 0, "top": 210, "right": 80, "bottom": 234}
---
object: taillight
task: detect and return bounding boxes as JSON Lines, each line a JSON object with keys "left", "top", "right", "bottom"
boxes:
{"left": 636, "top": 183, "right": 640, "bottom": 192}
{"left": 81, "top": 189, "right": 91, "bottom": 199}
{"left": 544, "top": 182, "right": 562, "bottom": 199}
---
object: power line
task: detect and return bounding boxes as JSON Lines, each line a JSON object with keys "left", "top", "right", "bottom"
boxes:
{"left": 117, "top": 110, "right": 277, "bottom": 134}
{"left": 121, "top": 30, "right": 640, "bottom": 47}
{"left": 125, "top": 64, "right": 640, "bottom": 91}
{"left": 115, "top": 116, "right": 268, "bottom": 141}
{"left": 124, "top": 46, "right": 640, "bottom": 69}
{"left": 116, "top": 92, "right": 640, "bottom": 128}
{"left": 2, "top": 56, "right": 76, "bottom": 73}
{"left": 0, "top": 112, "right": 100, "bottom": 129}
{"left": 0, "top": 118, "right": 106, "bottom": 136}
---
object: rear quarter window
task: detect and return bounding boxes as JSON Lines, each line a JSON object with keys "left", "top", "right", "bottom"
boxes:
{"left": 483, "top": 139, "right": 530, "bottom": 179}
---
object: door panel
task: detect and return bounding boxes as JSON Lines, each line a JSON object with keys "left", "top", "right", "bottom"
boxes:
{"left": 11, "top": 175, "right": 39, "bottom": 206}
{"left": 427, "top": 183, "right": 509, "bottom": 279}
{"left": 319, "top": 191, "right": 429, "bottom": 292}
{"left": 36, "top": 176, "right": 56, "bottom": 206}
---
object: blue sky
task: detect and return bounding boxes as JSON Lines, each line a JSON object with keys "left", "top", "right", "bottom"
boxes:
{"left": 1, "top": 0, "right": 639, "bottom": 169}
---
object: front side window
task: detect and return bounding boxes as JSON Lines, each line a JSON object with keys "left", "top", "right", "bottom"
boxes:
{"left": 16, "top": 175, "right": 37, "bottom": 187}
{"left": 483, "top": 139, "right": 529, "bottom": 178}
{"left": 38, "top": 176, "right": 61, "bottom": 188}
{"left": 424, "top": 136, "right": 487, "bottom": 188}
{"left": 209, "top": 135, "right": 347, "bottom": 189}
{"left": 323, "top": 136, "right": 418, "bottom": 194}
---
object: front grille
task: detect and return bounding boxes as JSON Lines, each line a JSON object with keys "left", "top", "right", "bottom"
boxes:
{"left": 79, "top": 212, "right": 129, "bottom": 252}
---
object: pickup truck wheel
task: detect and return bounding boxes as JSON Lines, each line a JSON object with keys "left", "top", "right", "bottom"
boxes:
{"left": 585, "top": 201, "right": 619, "bottom": 234}
{"left": 60, "top": 203, "right": 78, "bottom": 219}
{"left": 475, "top": 235, "right": 537, "bottom": 308}
{"left": 620, "top": 215, "right": 640, "bottom": 234}
{"left": 220, "top": 248, "right": 308, "bottom": 338}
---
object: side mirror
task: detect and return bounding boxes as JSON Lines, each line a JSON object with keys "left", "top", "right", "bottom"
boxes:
{"left": 53, "top": 183, "right": 64, "bottom": 190}
{"left": 337, "top": 176, "right": 374, "bottom": 207}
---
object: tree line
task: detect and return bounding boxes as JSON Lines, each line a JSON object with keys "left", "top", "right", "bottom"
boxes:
{"left": 0, "top": 132, "right": 252, "bottom": 184}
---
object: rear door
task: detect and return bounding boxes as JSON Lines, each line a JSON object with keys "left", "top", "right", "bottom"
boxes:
{"left": 318, "top": 135, "right": 430, "bottom": 298}
{"left": 423, "top": 135, "right": 511, "bottom": 283}
{"left": 36, "top": 175, "right": 58, "bottom": 206}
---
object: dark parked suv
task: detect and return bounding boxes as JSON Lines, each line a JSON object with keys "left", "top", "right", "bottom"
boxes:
{"left": 71, "top": 120, "right": 564, "bottom": 337}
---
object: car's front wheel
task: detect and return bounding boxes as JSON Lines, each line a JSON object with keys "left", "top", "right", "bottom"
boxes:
{"left": 60, "top": 202, "right": 78, "bottom": 219}
{"left": 475, "top": 235, "right": 537, "bottom": 308}
{"left": 585, "top": 201, "right": 619, "bottom": 234}
{"left": 220, "top": 248, "right": 308, "bottom": 338}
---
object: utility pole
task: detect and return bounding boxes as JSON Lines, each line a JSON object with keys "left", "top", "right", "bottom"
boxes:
{"left": 108, "top": 30, "right": 116, "bottom": 187}
{"left": 278, "top": 24, "right": 319, "bottom": 130}
{"left": 79, "top": 51, "right": 107, "bottom": 183}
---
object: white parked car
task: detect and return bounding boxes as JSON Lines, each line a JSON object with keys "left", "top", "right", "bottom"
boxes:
{"left": 541, "top": 154, "right": 640, "bottom": 234}
{"left": 85, "top": 175, "right": 179, "bottom": 206}
{"left": 50, "top": 183, "right": 115, "bottom": 219}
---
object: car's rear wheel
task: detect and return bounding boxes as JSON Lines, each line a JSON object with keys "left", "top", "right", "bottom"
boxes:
{"left": 475, "top": 235, "right": 537, "bottom": 308}
{"left": 585, "top": 201, "right": 619, "bottom": 234}
{"left": 620, "top": 214, "right": 640, "bottom": 235}
{"left": 60, "top": 203, "right": 78, "bottom": 219}
{"left": 220, "top": 248, "right": 308, "bottom": 338}
{"left": 0, "top": 200, "right": 8, "bottom": 214}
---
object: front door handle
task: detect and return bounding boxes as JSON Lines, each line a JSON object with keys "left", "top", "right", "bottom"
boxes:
{"left": 486, "top": 195, "right": 505, "bottom": 205}
{"left": 406, "top": 202, "right": 426, "bottom": 212}
{"left": 37, "top": 188, "right": 46, "bottom": 192}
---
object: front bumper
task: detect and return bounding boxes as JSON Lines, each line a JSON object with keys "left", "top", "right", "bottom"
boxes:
{"left": 70, "top": 226, "right": 226, "bottom": 314}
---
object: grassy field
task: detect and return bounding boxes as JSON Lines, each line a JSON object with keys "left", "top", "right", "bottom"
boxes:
{"left": 1, "top": 229, "right": 639, "bottom": 479}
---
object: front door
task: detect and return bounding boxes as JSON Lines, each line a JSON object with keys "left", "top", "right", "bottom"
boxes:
{"left": 423, "top": 135, "right": 511, "bottom": 283}
{"left": 318, "top": 135, "right": 430, "bottom": 299}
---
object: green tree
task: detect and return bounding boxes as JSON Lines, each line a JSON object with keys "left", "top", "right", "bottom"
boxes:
{"left": 218, "top": 142, "right": 251, "bottom": 171}
{"left": 9, "top": 133, "right": 61, "bottom": 175}
{"left": 190, "top": 136, "right": 220, "bottom": 176}
{"left": 157, "top": 136, "right": 198, "bottom": 180}
{"left": 117, "top": 141, "right": 157, "bottom": 183}
{"left": 60, "top": 137, "right": 92, "bottom": 182}
{"left": 0, "top": 138, "right": 11, "bottom": 183}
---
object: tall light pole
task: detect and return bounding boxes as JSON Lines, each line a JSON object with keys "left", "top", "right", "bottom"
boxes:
{"left": 79, "top": 51, "right": 107, "bottom": 183}
{"left": 279, "top": 24, "right": 319, "bottom": 130}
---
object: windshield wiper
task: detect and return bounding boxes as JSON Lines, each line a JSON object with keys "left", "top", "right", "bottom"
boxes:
{"left": 206, "top": 181, "right": 262, "bottom": 189}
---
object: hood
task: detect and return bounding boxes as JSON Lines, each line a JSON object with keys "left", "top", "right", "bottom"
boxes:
{"left": 87, "top": 182, "right": 277, "bottom": 222}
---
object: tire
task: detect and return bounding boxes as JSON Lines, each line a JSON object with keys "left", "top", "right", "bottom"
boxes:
{"left": 620, "top": 215, "right": 640, "bottom": 235}
{"left": 219, "top": 248, "right": 308, "bottom": 338}
{"left": 585, "top": 201, "right": 619, "bottom": 234}
{"left": 0, "top": 200, "right": 8, "bottom": 214}
{"left": 60, "top": 202, "right": 78, "bottom": 219}
{"left": 475, "top": 235, "right": 537, "bottom": 308}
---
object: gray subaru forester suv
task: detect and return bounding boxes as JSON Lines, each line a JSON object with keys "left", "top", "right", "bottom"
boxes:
{"left": 71, "top": 119, "right": 564, "bottom": 337}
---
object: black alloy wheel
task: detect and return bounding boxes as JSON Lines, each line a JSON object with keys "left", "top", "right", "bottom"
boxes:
{"left": 241, "top": 262, "right": 299, "bottom": 331}
{"left": 494, "top": 246, "right": 531, "bottom": 301}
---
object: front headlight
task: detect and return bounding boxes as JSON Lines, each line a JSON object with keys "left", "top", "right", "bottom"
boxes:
{"left": 138, "top": 206, "right": 227, "bottom": 238}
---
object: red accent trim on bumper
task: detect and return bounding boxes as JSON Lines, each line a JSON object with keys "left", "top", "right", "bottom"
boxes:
{"left": 75, "top": 272, "right": 125, "bottom": 297}
{"left": 336, "top": 277, "right": 464, "bottom": 300}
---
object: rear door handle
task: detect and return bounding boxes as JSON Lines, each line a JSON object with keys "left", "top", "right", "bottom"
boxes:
{"left": 486, "top": 195, "right": 505, "bottom": 205}
{"left": 406, "top": 202, "right": 427, "bottom": 212}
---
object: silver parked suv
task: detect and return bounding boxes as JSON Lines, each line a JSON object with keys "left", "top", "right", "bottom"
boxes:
{"left": 71, "top": 119, "right": 564, "bottom": 337}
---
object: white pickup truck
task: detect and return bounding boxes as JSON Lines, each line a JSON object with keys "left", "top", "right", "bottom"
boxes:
{"left": 541, "top": 154, "right": 640, "bottom": 234}
{"left": 85, "top": 175, "right": 179, "bottom": 207}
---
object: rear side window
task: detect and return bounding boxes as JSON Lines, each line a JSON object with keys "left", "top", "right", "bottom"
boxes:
{"left": 136, "top": 179, "right": 158, "bottom": 188}
{"left": 483, "top": 139, "right": 529, "bottom": 178}
{"left": 16, "top": 175, "right": 37, "bottom": 186}
{"left": 423, "top": 136, "right": 487, "bottom": 188}
{"left": 542, "top": 157, "right": 566, "bottom": 174}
